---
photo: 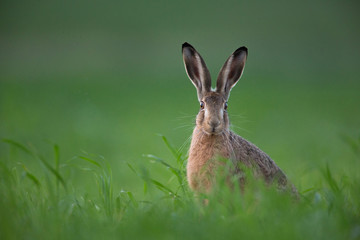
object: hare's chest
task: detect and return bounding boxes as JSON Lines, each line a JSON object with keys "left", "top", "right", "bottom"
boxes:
{"left": 186, "top": 135, "right": 229, "bottom": 191}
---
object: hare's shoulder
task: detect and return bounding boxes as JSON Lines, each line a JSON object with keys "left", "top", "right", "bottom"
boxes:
{"left": 228, "top": 131, "right": 281, "bottom": 175}
{"left": 228, "top": 131, "right": 265, "bottom": 158}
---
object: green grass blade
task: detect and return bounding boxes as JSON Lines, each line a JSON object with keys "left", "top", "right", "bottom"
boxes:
{"left": 160, "top": 135, "right": 186, "bottom": 169}
{"left": 3, "top": 139, "right": 34, "bottom": 156}
{"left": 127, "top": 191, "right": 138, "bottom": 208}
{"left": 160, "top": 135, "right": 184, "bottom": 163}
{"left": 340, "top": 134, "right": 360, "bottom": 156}
{"left": 2, "top": 139, "right": 66, "bottom": 190}
{"left": 25, "top": 172, "right": 41, "bottom": 188}
{"left": 126, "top": 162, "right": 138, "bottom": 175}
{"left": 150, "top": 179, "right": 175, "bottom": 195}
{"left": 160, "top": 135, "right": 178, "bottom": 157}
{"left": 77, "top": 156, "right": 102, "bottom": 168}
{"left": 143, "top": 182, "right": 148, "bottom": 194}
{"left": 301, "top": 187, "right": 316, "bottom": 194}
{"left": 322, "top": 164, "right": 340, "bottom": 193}
{"left": 19, "top": 163, "right": 41, "bottom": 188}
{"left": 37, "top": 154, "right": 67, "bottom": 190}
{"left": 54, "top": 144, "right": 60, "bottom": 172}
{"left": 144, "top": 154, "right": 180, "bottom": 173}
{"left": 54, "top": 144, "right": 60, "bottom": 194}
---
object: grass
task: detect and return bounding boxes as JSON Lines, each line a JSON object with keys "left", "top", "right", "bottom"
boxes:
{"left": 0, "top": 135, "right": 359, "bottom": 240}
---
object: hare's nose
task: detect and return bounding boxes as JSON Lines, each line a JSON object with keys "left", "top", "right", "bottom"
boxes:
{"left": 208, "top": 120, "right": 220, "bottom": 128}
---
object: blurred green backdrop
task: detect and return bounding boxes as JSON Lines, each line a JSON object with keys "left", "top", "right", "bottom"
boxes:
{"left": 1, "top": 0, "right": 360, "bottom": 192}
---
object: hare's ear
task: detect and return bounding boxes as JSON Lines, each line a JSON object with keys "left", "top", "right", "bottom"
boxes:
{"left": 182, "top": 42, "right": 211, "bottom": 101}
{"left": 216, "top": 46, "right": 248, "bottom": 100}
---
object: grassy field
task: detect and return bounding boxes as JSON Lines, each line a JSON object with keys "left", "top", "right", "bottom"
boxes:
{"left": 0, "top": 131, "right": 360, "bottom": 240}
{"left": 1, "top": 76, "right": 360, "bottom": 239}
{"left": 1, "top": 0, "right": 360, "bottom": 239}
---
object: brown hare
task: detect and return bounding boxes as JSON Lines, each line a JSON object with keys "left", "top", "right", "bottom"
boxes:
{"left": 182, "top": 42, "right": 296, "bottom": 194}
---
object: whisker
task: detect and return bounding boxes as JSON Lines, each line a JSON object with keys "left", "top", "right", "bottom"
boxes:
{"left": 230, "top": 124, "right": 251, "bottom": 134}
{"left": 174, "top": 112, "right": 197, "bottom": 120}
{"left": 178, "top": 135, "right": 192, "bottom": 154}
{"left": 173, "top": 124, "right": 194, "bottom": 130}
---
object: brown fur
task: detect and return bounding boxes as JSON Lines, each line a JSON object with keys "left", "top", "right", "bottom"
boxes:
{"left": 187, "top": 93, "right": 288, "bottom": 193}
{"left": 182, "top": 42, "right": 296, "bottom": 194}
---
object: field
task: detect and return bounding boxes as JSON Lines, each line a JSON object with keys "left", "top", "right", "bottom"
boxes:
{"left": 1, "top": 1, "right": 360, "bottom": 239}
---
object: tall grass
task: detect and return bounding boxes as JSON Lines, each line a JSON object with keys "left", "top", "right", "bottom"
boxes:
{"left": 0, "top": 136, "right": 359, "bottom": 240}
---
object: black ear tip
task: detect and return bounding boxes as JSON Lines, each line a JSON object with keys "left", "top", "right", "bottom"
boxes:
{"left": 234, "top": 46, "right": 248, "bottom": 56}
{"left": 182, "top": 42, "right": 194, "bottom": 49}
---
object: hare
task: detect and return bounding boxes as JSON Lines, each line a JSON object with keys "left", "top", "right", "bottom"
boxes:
{"left": 182, "top": 42, "right": 296, "bottom": 194}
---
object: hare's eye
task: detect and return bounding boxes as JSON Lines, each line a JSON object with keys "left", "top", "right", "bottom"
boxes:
{"left": 224, "top": 102, "right": 228, "bottom": 110}
{"left": 200, "top": 101, "right": 205, "bottom": 110}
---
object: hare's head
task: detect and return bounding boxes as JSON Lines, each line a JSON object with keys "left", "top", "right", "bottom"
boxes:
{"left": 182, "top": 42, "right": 248, "bottom": 135}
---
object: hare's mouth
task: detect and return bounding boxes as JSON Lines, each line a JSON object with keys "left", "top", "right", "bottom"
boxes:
{"left": 203, "top": 126, "right": 223, "bottom": 136}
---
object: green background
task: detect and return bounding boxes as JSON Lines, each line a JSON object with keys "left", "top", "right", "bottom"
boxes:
{"left": 0, "top": 0, "right": 359, "bottom": 238}
{"left": 1, "top": 0, "right": 359, "bottom": 187}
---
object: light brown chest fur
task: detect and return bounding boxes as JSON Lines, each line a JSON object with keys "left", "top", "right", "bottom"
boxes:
{"left": 186, "top": 128, "right": 230, "bottom": 191}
